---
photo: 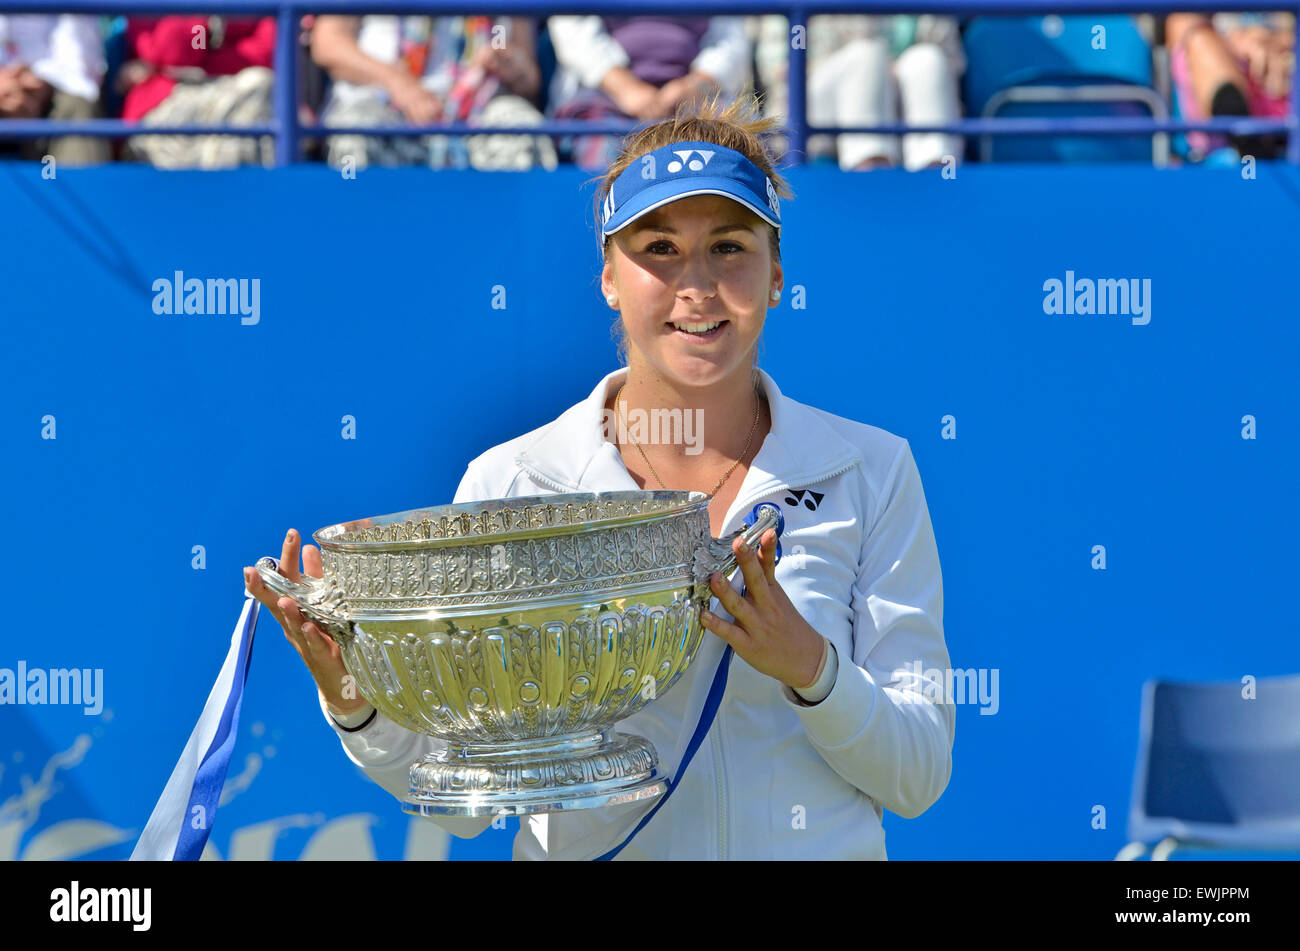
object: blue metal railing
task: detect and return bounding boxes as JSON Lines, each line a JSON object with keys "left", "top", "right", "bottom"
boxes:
{"left": 0, "top": 1, "right": 1296, "bottom": 164}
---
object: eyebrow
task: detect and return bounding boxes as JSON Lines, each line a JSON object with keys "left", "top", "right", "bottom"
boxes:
{"left": 630, "top": 222, "right": 754, "bottom": 236}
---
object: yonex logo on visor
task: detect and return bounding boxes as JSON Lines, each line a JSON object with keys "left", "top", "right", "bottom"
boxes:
{"left": 600, "top": 140, "right": 782, "bottom": 239}
{"left": 667, "top": 149, "right": 714, "bottom": 172}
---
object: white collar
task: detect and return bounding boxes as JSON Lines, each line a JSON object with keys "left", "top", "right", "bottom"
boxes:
{"left": 513, "top": 367, "right": 863, "bottom": 513}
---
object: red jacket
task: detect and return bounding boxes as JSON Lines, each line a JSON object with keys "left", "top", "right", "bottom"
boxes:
{"left": 122, "top": 17, "right": 276, "bottom": 121}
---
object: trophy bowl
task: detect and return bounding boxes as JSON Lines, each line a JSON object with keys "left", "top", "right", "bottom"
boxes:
{"left": 255, "top": 490, "right": 783, "bottom": 817}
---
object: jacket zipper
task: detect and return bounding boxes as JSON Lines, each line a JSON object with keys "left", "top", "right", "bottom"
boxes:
{"left": 713, "top": 723, "right": 728, "bottom": 860}
{"left": 709, "top": 458, "right": 860, "bottom": 861}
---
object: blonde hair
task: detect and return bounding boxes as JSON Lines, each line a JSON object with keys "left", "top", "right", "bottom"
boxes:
{"left": 593, "top": 92, "right": 793, "bottom": 365}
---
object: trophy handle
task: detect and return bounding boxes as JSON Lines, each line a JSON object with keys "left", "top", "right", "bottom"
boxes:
{"left": 691, "top": 502, "right": 785, "bottom": 601}
{"left": 253, "top": 556, "right": 355, "bottom": 646}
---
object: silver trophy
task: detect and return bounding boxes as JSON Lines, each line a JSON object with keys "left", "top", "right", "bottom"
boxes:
{"left": 256, "top": 491, "right": 782, "bottom": 817}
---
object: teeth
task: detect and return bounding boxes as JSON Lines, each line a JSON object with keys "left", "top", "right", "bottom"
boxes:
{"left": 673, "top": 321, "right": 722, "bottom": 334}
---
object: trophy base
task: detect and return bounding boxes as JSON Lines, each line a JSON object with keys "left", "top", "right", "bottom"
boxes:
{"left": 402, "top": 728, "right": 668, "bottom": 817}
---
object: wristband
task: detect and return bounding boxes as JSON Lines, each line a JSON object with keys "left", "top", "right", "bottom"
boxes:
{"left": 331, "top": 704, "right": 377, "bottom": 733}
{"left": 793, "top": 639, "right": 837, "bottom": 705}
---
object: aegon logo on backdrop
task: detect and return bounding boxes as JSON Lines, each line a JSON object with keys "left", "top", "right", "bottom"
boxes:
{"left": 151, "top": 271, "right": 260, "bottom": 325}
{"left": 1042, "top": 271, "right": 1151, "bottom": 325}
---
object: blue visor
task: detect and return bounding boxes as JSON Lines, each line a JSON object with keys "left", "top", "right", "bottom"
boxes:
{"left": 600, "top": 140, "right": 781, "bottom": 238}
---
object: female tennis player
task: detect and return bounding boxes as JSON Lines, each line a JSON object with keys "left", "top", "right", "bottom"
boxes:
{"left": 244, "top": 93, "right": 954, "bottom": 860}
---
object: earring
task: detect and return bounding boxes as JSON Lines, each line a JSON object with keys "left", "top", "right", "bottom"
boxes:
{"left": 770, "top": 289, "right": 781, "bottom": 301}
{"left": 606, "top": 295, "right": 617, "bottom": 306}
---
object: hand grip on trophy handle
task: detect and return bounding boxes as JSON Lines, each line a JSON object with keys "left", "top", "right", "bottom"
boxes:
{"left": 254, "top": 556, "right": 354, "bottom": 645}
{"left": 691, "top": 503, "right": 785, "bottom": 600}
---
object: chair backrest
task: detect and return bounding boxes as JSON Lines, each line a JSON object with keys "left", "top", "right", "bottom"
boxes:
{"left": 1128, "top": 674, "right": 1300, "bottom": 850}
{"left": 963, "top": 15, "right": 1153, "bottom": 117}
{"left": 964, "top": 15, "right": 1157, "bottom": 162}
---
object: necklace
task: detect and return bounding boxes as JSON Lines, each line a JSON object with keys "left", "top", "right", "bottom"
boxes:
{"left": 614, "top": 380, "right": 762, "bottom": 499}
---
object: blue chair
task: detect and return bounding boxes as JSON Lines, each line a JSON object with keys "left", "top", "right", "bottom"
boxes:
{"left": 963, "top": 15, "right": 1168, "bottom": 164}
{"left": 1116, "top": 674, "right": 1300, "bottom": 860}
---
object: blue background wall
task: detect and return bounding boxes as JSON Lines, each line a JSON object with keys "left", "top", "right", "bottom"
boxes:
{"left": 1, "top": 160, "right": 1297, "bottom": 860}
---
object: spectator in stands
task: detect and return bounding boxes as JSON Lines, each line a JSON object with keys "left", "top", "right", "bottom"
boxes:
{"left": 310, "top": 15, "right": 554, "bottom": 171}
{"left": 545, "top": 16, "right": 751, "bottom": 170}
{"left": 755, "top": 15, "right": 965, "bottom": 170}
{"left": 1167, "top": 12, "right": 1294, "bottom": 160}
{"left": 0, "top": 14, "right": 108, "bottom": 165}
{"left": 119, "top": 16, "right": 276, "bottom": 169}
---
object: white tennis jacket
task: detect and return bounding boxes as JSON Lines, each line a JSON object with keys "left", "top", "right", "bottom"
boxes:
{"left": 319, "top": 366, "right": 955, "bottom": 860}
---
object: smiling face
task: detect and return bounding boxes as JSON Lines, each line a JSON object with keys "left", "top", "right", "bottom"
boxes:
{"left": 602, "top": 194, "right": 782, "bottom": 390}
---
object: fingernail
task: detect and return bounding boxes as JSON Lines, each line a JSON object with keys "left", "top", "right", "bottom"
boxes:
{"left": 287, "top": 529, "right": 297, "bottom": 541}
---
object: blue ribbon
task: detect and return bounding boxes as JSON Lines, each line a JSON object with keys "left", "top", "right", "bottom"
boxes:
{"left": 595, "top": 503, "right": 783, "bottom": 860}
{"left": 173, "top": 596, "right": 258, "bottom": 860}
{"left": 131, "top": 563, "right": 267, "bottom": 861}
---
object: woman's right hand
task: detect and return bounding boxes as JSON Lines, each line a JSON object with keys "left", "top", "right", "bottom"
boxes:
{"left": 243, "top": 529, "right": 370, "bottom": 718}
{"left": 114, "top": 59, "right": 155, "bottom": 95}
{"left": 389, "top": 76, "right": 443, "bottom": 125}
{"left": 601, "top": 67, "right": 668, "bottom": 120}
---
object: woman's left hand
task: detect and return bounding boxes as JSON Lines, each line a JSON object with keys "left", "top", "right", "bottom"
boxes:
{"left": 655, "top": 71, "right": 720, "bottom": 114}
{"left": 474, "top": 43, "right": 539, "bottom": 100}
{"left": 701, "top": 528, "right": 828, "bottom": 690}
